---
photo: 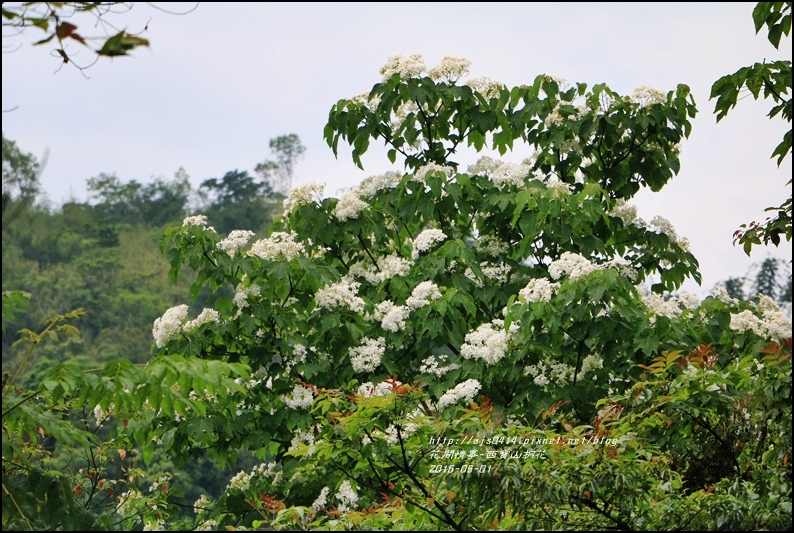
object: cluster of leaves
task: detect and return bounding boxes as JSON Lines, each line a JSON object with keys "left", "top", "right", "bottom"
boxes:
{"left": 710, "top": 1, "right": 792, "bottom": 253}
{"left": 1, "top": 2, "right": 153, "bottom": 67}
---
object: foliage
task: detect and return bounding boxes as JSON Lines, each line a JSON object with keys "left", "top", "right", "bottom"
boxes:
{"left": 0, "top": 2, "right": 171, "bottom": 68}
{"left": 710, "top": 1, "right": 792, "bottom": 254}
{"left": 133, "top": 54, "right": 790, "bottom": 530}
{"left": 2, "top": 132, "right": 42, "bottom": 229}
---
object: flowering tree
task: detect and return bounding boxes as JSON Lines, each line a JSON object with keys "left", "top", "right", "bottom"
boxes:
{"left": 4, "top": 53, "right": 792, "bottom": 530}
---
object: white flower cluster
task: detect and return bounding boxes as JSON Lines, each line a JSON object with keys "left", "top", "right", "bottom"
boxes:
{"left": 380, "top": 53, "right": 426, "bottom": 81}
{"left": 546, "top": 176, "right": 572, "bottom": 196}
{"left": 152, "top": 304, "right": 189, "bottom": 348}
{"left": 233, "top": 281, "right": 261, "bottom": 309}
{"left": 289, "top": 427, "right": 317, "bottom": 456}
{"left": 282, "top": 182, "right": 325, "bottom": 216}
{"left": 518, "top": 278, "right": 560, "bottom": 303}
{"left": 475, "top": 234, "right": 509, "bottom": 257}
{"left": 414, "top": 163, "right": 454, "bottom": 187}
{"left": 183, "top": 308, "right": 220, "bottom": 332}
{"left": 226, "top": 470, "right": 252, "bottom": 491}
{"left": 148, "top": 472, "right": 172, "bottom": 493}
{"left": 650, "top": 216, "right": 690, "bottom": 252}
{"left": 460, "top": 319, "right": 516, "bottom": 365}
{"left": 315, "top": 277, "right": 366, "bottom": 313}
{"left": 115, "top": 488, "right": 142, "bottom": 517}
{"left": 182, "top": 214, "right": 216, "bottom": 232}
{"left": 548, "top": 252, "right": 600, "bottom": 281}
{"left": 405, "top": 281, "right": 442, "bottom": 310}
{"left": 357, "top": 379, "right": 402, "bottom": 397}
{"left": 492, "top": 162, "right": 531, "bottom": 189}
{"left": 544, "top": 100, "right": 573, "bottom": 128}
{"left": 642, "top": 292, "right": 684, "bottom": 323}
{"left": 428, "top": 56, "right": 471, "bottom": 83}
{"left": 580, "top": 354, "right": 604, "bottom": 376}
{"left": 730, "top": 304, "right": 792, "bottom": 341}
{"left": 358, "top": 171, "right": 402, "bottom": 197}
{"left": 249, "top": 231, "right": 305, "bottom": 261}
{"left": 372, "top": 300, "right": 410, "bottom": 332}
{"left": 420, "top": 354, "right": 460, "bottom": 377}
{"left": 609, "top": 199, "right": 641, "bottom": 226}
{"left": 349, "top": 254, "right": 413, "bottom": 285}
{"left": 632, "top": 85, "right": 666, "bottom": 107}
{"left": 216, "top": 230, "right": 255, "bottom": 256}
{"left": 480, "top": 262, "right": 511, "bottom": 284}
{"left": 606, "top": 256, "right": 638, "bottom": 282}
{"left": 524, "top": 359, "right": 577, "bottom": 387}
{"left": 411, "top": 229, "right": 447, "bottom": 259}
{"left": 467, "top": 156, "right": 502, "bottom": 177}
{"left": 312, "top": 486, "right": 330, "bottom": 512}
{"left": 384, "top": 408, "right": 425, "bottom": 444}
{"left": 282, "top": 384, "right": 315, "bottom": 410}
{"left": 333, "top": 189, "right": 370, "bottom": 222}
{"left": 465, "top": 77, "right": 503, "bottom": 99}
{"left": 349, "top": 337, "right": 386, "bottom": 373}
{"left": 437, "top": 379, "right": 481, "bottom": 410}
{"left": 335, "top": 480, "right": 359, "bottom": 513}
{"left": 93, "top": 403, "right": 115, "bottom": 426}
{"left": 711, "top": 286, "right": 739, "bottom": 306}
{"left": 194, "top": 494, "right": 212, "bottom": 515}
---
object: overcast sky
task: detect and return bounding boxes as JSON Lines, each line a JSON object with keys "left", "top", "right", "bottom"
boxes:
{"left": 2, "top": 2, "right": 791, "bottom": 296}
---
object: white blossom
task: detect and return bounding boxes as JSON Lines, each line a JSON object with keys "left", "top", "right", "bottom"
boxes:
{"left": 282, "top": 384, "right": 315, "bottom": 410}
{"left": 194, "top": 494, "right": 212, "bottom": 515}
{"left": 460, "top": 319, "right": 513, "bottom": 365}
{"left": 492, "top": 162, "right": 530, "bottom": 189}
{"left": 249, "top": 231, "right": 305, "bottom": 261}
{"left": 465, "top": 77, "right": 503, "bottom": 99}
{"left": 358, "top": 171, "right": 402, "bottom": 197}
{"left": 642, "top": 293, "right": 683, "bottom": 323}
{"left": 480, "top": 262, "right": 511, "bottom": 284}
{"left": 405, "top": 281, "right": 442, "bottom": 310}
{"left": 183, "top": 308, "right": 221, "bottom": 332}
{"left": 283, "top": 182, "right": 325, "bottom": 216}
{"left": 226, "top": 470, "right": 251, "bottom": 491}
{"left": 357, "top": 379, "right": 402, "bottom": 397}
{"left": 372, "top": 300, "right": 409, "bottom": 332}
{"left": 632, "top": 85, "right": 666, "bottom": 107}
{"left": 548, "top": 252, "right": 599, "bottom": 281}
{"left": 380, "top": 53, "right": 426, "bottom": 81}
{"left": 428, "top": 56, "right": 471, "bottom": 83}
{"left": 519, "top": 278, "right": 559, "bottom": 303}
{"left": 414, "top": 163, "right": 454, "bottom": 186}
{"left": 411, "top": 229, "right": 447, "bottom": 259}
{"left": 420, "top": 354, "right": 460, "bottom": 377}
{"left": 467, "top": 156, "right": 502, "bottom": 177}
{"left": 333, "top": 189, "right": 369, "bottom": 222}
{"left": 349, "top": 337, "right": 386, "bottom": 373}
{"left": 335, "top": 480, "right": 359, "bottom": 513}
{"left": 437, "top": 379, "right": 481, "bottom": 410}
{"left": 315, "top": 277, "right": 366, "bottom": 314}
{"left": 152, "top": 304, "right": 189, "bottom": 348}
{"left": 233, "top": 282, "right": 261, "bottom": 309}
{"left": 609, "top": 199, "right": 641, "bottom": 226}
{"left": 650, "top": 216, "right": 690, "bottom": 252}
{"left": 182, "top": 214, "right": 216, "bottom": 233}
{"left": 312, "top": 486, "right": 330, "bottom": 512}
{"left": 216, "top": 230, "right": 255, "bottom": 256}
{"left": 475, "top": 234, "right": 509, "bottom": 257}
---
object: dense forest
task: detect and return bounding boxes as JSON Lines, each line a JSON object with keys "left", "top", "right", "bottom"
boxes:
{"left": 2, "top": 131, "right": 305, "bottom": 505}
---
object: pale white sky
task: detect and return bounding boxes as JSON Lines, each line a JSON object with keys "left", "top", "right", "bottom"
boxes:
{"left": 2, "top": 2, "right": 791, "bottom": 295}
